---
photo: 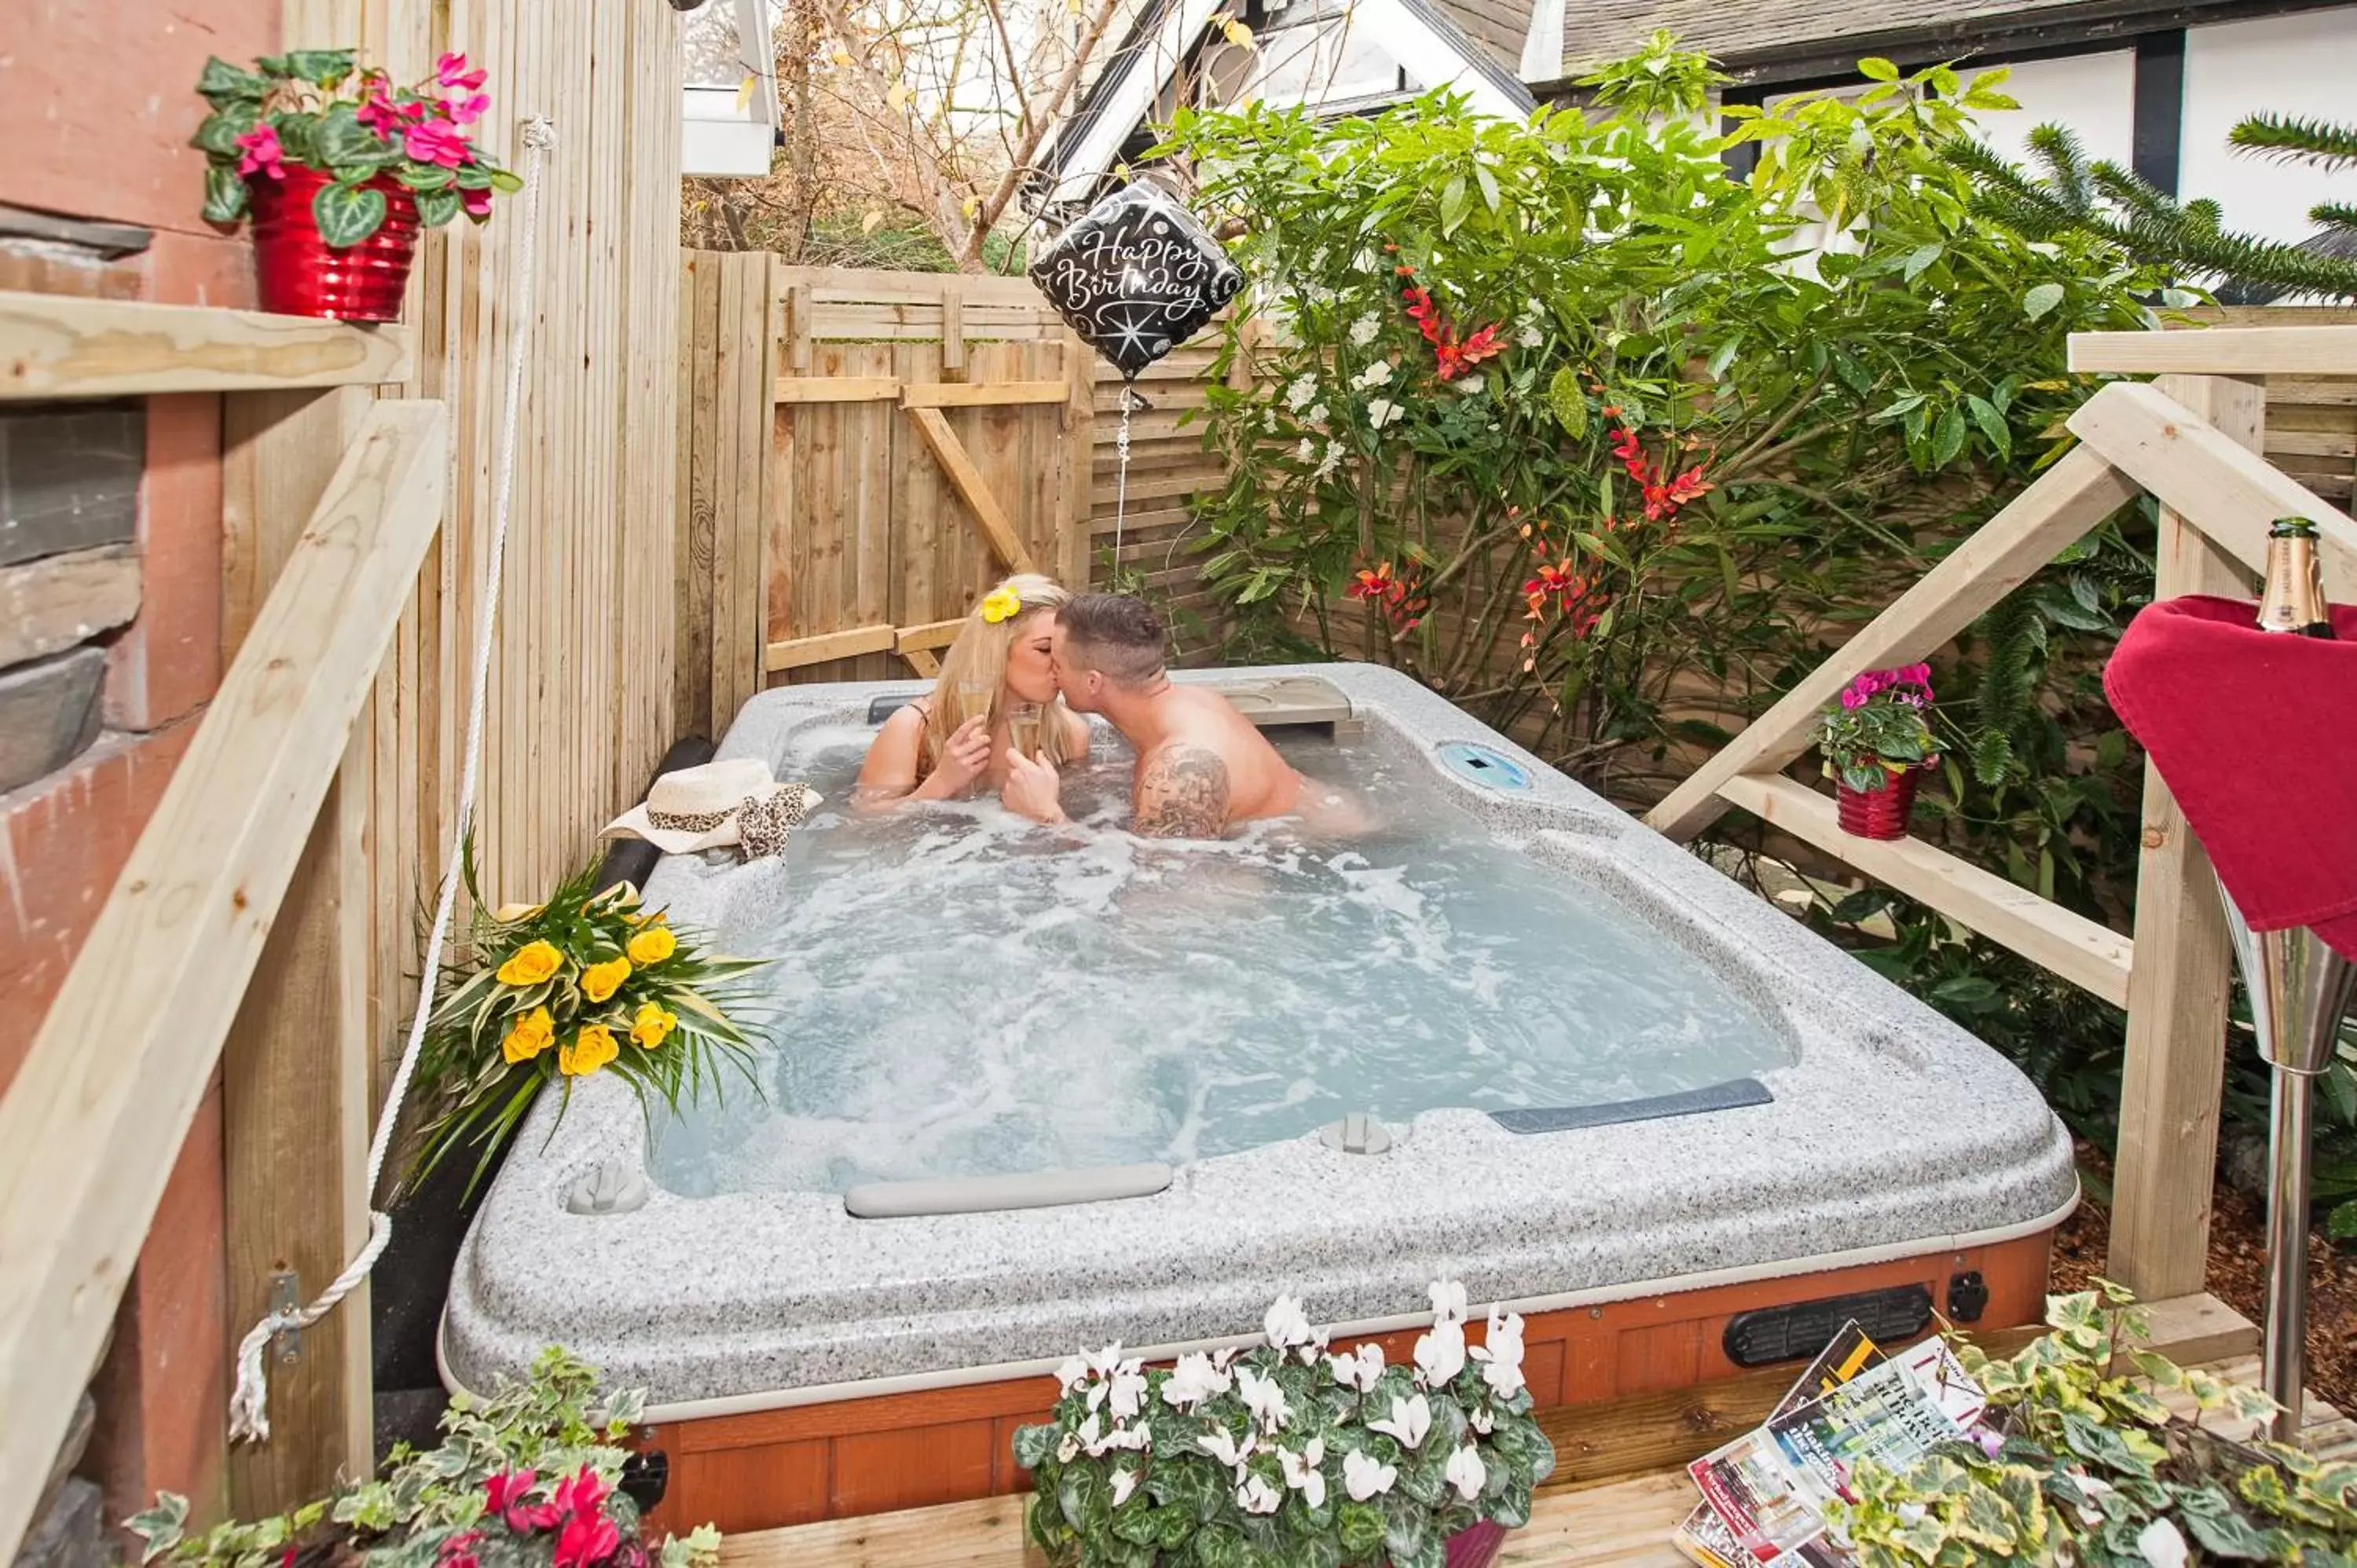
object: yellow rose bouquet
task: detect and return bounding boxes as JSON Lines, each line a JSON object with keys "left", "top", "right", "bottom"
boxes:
{"left": 405, "top": 845, "right": 769, "bottom": 1195}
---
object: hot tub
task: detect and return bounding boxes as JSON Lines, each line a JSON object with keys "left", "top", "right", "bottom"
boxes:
{"left": 442, "top": 662, "right": 2075, "bottom": 1531}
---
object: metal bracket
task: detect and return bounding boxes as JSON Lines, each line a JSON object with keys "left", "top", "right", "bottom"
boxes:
{"left": 267, "top": 1270, "right": 302, "bottom": 1366}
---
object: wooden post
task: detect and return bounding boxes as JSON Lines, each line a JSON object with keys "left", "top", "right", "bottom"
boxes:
{"left": 2106, "top": 373, "right": 2267, "bottom": 1300}
{"left": 939, "top": 280, "right": 966, "bottom": 382}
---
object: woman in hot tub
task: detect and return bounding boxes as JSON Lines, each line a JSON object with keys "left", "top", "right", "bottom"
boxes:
{"left": 852, "top": 573, "right": 1092, "bottom": 812}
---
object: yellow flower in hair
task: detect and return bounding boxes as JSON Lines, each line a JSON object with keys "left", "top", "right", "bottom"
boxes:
{"left": 581, "top": 954, "right": 632, "bottom": 1003}
{"left": 559, "top": 1024, "right": 620, "bottom": 1077}
{"left": 496, "top": 940, "right": 563, "bottom": 987}
{"left": 980, "top": 587, "right": 1023, "bottom": 624}
{"left": 630, "top": 1001, "right": 678, "bottom": 1050}
{"left": 501, "top": 1006, "right": 555, "bottom": 1064}
{"left": 627, "top": 925, "right": 677, "bottom": 965}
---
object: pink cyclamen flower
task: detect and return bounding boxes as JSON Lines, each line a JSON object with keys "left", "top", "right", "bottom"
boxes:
{"left": 550, "top": 1468, "right": 618, "bottom": 1568}
{"left": 357, "top": 85, "right": 401, "bottom": 137}
{"left": 483, "top": 1470, "right": 559, "bottom": 1533}
{"left": 1840, "top": 686, "right": 1868, "bottom": 710}
{"left": 437, "top": 1530, "right": 484, "bottom": 1568}
{"left": 235, "top": 124, "right": 286, "bottom": 180}
{"left": 1974, "top": 1427, "right": 2005, "bottom": 1460}
{"left": 462, "top": 186, "right": 495, "bottom": 218}
{"left": 437, "top": 52, "right": 490, "bottom": 91}
{"left": 405, "top": 119, "right": 473, "bottom": 168}
{"left": 446, "top": 92, "right": 491, "bottom": 126}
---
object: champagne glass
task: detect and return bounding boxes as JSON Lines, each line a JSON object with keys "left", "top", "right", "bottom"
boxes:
{"left": 1007, "top": 702, "right": 1043, "bottom": 760}
{"left": 955, "top": 676, "right": 993, "bottom": 731}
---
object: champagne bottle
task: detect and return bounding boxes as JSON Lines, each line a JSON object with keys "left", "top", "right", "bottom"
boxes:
{"left": 2256, "top": 518, "right": 2337, "bottom": 639}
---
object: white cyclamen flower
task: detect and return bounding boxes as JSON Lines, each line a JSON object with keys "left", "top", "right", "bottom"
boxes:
{"left": 1056, "top": 1431, "right": 1081, "bottom": 1463}
{"left": 1236, "top": 1475, "right": 1283, "bottom": 1515}
{"left": 1326, "top": 1343, "right": 1384, "bottom": 1394}
{"left": 1056, "top": 1354, "right": 1091, "bottom": 1394}
{"left": 1366, "top": 397, "right": 1402, "bottom": 430}
{"left": 1198, "top": 1426, "right": 1255, "bottom": 1470}
{"left": 1106, "top": 1360, "right": 1149, "bottom": 1420}
{"left": 1348, "top": 313, "right": 1381, "bottom": 347}
{"left": 1162, "top": 1351, "right": 1233, "bottom": 1409}
{"left": 1472, "top": 1306, "right": 1526, "bottom": 1399}
{"left": 1278, "top": 1437, "right": 1327, "bottom": 1508}
{"left": 1429, "top": 1279, "right": 1469, "bottom": 1324}
{"left": 1237, "top": 1365, "right": 1293, "bottom": 1432}
{"left": 1414, "top": 1317, "right": 1467, "bottom": 1387}
{"left": 1110, "top": 1467, "right": 1139, "bottom": 1508}
{"left": 2136, "top": 1519, "right": 2188, "bottom": 1568}
{"left": 1444, "top": 1445, "right": 1486, "bottom": 1501}
{"left": 1367, "top": 1394, "right": 1431, "bottom": 1450}
{"left": 1469, "top": 1405, "right": 1494, "bottom": 1434}
{"left": 1342, "top": 1448, "right": 1397, "bottom": 1501}
{"left": 1285, "top": 374, "right": 1318, "bottom": 411}
{"left": 1264, "top": 1295, "right": 1315, "bottom": 1350}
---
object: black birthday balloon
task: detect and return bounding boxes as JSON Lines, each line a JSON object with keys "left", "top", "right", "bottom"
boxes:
{"left": 1028, "top": 181, "right": 1244, "bottom": 379}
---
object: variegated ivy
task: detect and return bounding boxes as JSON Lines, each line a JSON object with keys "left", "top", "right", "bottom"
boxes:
{"left": 1014, "top": 1280, "right": 1555, "bottom": 1568}
{"left": 192, "top": 50, "right": 521, "bottom": 247}
{"left": 1827, "top": 1283, "right": 2357, "bottom": 1566}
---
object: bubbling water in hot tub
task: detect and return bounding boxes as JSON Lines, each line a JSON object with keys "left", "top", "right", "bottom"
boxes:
{"left": 647, "top": 720, "right": 1791, "bottom": 1196}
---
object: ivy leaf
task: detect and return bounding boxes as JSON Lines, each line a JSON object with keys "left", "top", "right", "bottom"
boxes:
{"left": 311, "top": 180, "right": 389, "bottom": 248}
{"left": 2022, "top": 282, "right": 2066, "bottom": 321}
{"left": 202, "top": 166, "right": 250, "bottom": 225}
{"left": 196, "top": 57, "right": 269, "bottom": 106}
{"left": 415, "top": 187, "right": 464, "bottom": 229}
{"left": 1546, "top": 367, "right": 1589, "bottom": 438}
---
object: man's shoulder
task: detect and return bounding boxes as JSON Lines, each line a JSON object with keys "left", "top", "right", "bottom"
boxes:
{"left": 1134, "top": 738, "right": 1233, "bottom": 838}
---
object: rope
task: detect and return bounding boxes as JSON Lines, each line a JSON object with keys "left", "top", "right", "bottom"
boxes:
{"left": 1112, "top": 384, "right": 1134, "bottom": 573}
{"left": 229, "top": 115, "right": 559, "bottom": 1445}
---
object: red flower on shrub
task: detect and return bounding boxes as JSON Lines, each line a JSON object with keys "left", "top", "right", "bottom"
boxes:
{"left": 484, "top": 1470, "right": 559, "bottom": 1533}
{"left": 551, "top": 1469, "right": 619, "bottom": 1568}
{"left": 1399, "top": 286, "right": 1502, "bottom": 381}
{"left": 1347, "top": 559, "right": 1428, "bottom": 632}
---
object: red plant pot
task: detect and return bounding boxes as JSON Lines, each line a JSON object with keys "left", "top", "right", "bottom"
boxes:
{"left": 248, "top": 167, "right": 419, "bottom": 321}
{"left": 1835, "top": 767, "right": 1922, "bottom": 841}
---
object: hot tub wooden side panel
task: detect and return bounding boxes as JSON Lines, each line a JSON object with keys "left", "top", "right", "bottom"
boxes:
{"left": 641, "top": 1229, "right": 2052, "bottom": 1535}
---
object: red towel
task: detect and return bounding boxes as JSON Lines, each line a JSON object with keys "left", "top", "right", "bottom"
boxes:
{"left": 2104, "top": 595, "right": 2357, "bottom": 960}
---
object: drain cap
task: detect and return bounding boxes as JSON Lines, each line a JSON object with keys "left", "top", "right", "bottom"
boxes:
{"left": 566, "top": 1161, "right": 651, "bottom": 1215}
{"left": 1318, "top": 1112, "right": 1394, "bottom": 1155}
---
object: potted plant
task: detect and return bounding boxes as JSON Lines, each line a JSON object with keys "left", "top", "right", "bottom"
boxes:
{"left": 1015, "top": 1280, "right": 1556, "bottom": 1568}
{"left": 1816, "top": 665, "right": 1941, "bottom": 841}
{"left": 192, "top": 49, "right": 521, "bottom": 321}
{"left": 405, "top": 848, "right": 770, "bottom": 1196}
{"left": 129, "top": 1347, "right": 721, "bottom": 1568}
{"left": 1827, "top": 1283, "right": 2354, "bottom": 1566}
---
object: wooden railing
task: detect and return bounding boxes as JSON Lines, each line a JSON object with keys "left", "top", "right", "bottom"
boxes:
{"left": 0, "top": 291, "right": 439, "bottom": 1559}
{"left": 1649, "top": 326, "right": 2357, "bottom": 1303}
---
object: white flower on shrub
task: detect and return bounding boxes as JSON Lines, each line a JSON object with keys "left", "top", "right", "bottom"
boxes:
{"left": 1366, "top": 397, "right": 1402, "bottom": 430}
{"left": 1352, "top": 358, "right": 1393, "bottom": 390}
{"left": 1109, "top": 1467, "right": 1139, "bottom": 1508}
{"left": 1307, "top": 403, "right": 1329, "bottom": 426}
{"left": 1342, "top": 1449, "right": 1398, "bottom": 1501}
{"left": 1472, "top": 1306, "right": 1526, "bottom": 1398}
{"left": 1087, "top": 1420, "right": 1149, "bottom": 1457}
{"left": 1429, "top": 1280, "right": 1468, "bottom": 1324}
{"left": 1348, "top": 314, "right": 1381, "bottom": 347}
{"left": 1367, "top": 1393, "right": 1431, "bottom": 1449}
{"left": 1236, "top": 1475, "right": 1283, "bottom": 1515}
{"left": 1264, "top": 1294, "right": 1315, "bottom": 1350}
{"left": 1451, "top": 372, "right": 1486, "bottom": 396}
{"left": 1278, "top": 1436, "right": 1327, "bottom": 1508}
{"left": 1327, "top": 1342, "right": 1384, "bottom": 1394}
{"left": 1237, "top": 1365, "right": 1293, "bottom": 1432}
{"left": 1105, "top": 1360, "right": 1149, "bottom": 1420}
{"left": 1285, "top": 374, "right": 1318, "bottom": 411}
{"left": 1198, "top": 1426, "right": 1255, "bottom": 1471}
{"left": 1414, "top": 1316, "right": 1467, "bottom": 1387}
{"left": 2136, "top": 1518, "right": 2188, "bottom": 1568}
{"left": 1296, "top": 438, "right": 1316, "bottom": 463}
{"left": 1444, "top": 1445, "right": 1486, "bottom": 1500}
{"left": 1056, "top": 1355, "right": 1091, "bottom": 1394}
{"left": 1057, "top": 1430, "right": 1081, "bottom": 1463}
{"left": 1516, "top": 315, "right": 1544, "bottom": 348}
{"left": 1259, "top": 405, "right": 1278, "bottom": 432}
{"left": 1470, "top": 1405, "right": 1495, "bottom": 1434}
{"left": 1162, "top": 1351, "right": 1233, "bottom": 1409}
{"left": 1316, "top": 440, "right": 1344, "bottom": 480}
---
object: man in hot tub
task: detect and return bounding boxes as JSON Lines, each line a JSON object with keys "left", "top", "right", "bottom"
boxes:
{"left": 998, "top": 592, "right": 1303, "bottom": 838}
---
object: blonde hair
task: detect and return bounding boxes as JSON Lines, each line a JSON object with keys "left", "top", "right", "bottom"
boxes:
{"left": 921, "top": 573, "right": 1078, "bottom": 775}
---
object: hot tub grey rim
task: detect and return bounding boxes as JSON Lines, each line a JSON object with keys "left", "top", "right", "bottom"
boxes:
{"left": 440, "top": 661, "right": 2081, "bottom": 1409}
{"left": 438, "top": 1186, "right": 2078, "bottom": 1424}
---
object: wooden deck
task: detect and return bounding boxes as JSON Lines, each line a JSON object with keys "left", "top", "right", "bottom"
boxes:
{"left": 716, "top": 1296, "right": 2344, "bottom": 1568}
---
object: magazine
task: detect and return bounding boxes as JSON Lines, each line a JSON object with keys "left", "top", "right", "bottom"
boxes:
{"left": 1684, "top": 1333, "right": 1982, "bottom": 1565}
{"left": 1672, "top": 1324, "right": 1886, "bottom": 1568}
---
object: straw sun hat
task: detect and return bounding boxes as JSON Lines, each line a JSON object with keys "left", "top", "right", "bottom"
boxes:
{"left": 603, "top": 757, "right": 822, "bottom": 858}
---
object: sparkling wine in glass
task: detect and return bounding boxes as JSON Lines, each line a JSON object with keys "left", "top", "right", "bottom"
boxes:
{"left": 1007, "top": 702, "right": 1043, "bottom": 759}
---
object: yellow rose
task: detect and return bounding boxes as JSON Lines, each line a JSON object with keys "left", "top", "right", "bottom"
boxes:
{"left": 626, "top": 925, "right": 677, "bottom": 965}
{"left": 980, "top": 587, "right": 1022, "bottom": 624}
{"left": 581, "top": 955, "right": 632, "bottom": 1004}
{"left": 559, "top": 1024, "right": 619, "bottom": 1077}
{"left": 630, "top": 1002, "right": 678, "bottom": 1050}
{"left": 501, "top": 1006, "right": 555, "bottom": 1064}
{"left": 496, "top": 940, "right": 563, "bottom": 987}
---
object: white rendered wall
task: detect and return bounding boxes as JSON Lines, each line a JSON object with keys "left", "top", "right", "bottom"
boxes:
{"left": 2183, "top": 9, "right": 2357, "bottom": 246}
{"left": 1964, "top": 50, "right": 2138, "bottom": 172}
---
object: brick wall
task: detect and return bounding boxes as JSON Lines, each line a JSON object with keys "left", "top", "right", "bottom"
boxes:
{"left": 0, "top": 0, "right": 280, "bottom": 1544}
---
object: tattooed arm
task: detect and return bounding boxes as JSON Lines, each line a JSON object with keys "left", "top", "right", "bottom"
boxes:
{"left": 1134, "top": 743, "right": 1232, "bottom": 839}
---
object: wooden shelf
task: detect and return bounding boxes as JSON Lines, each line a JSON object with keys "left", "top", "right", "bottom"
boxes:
{"left": 0, "top": 289, "right": 411, "bottom": 401}
{"left": 1715, "top": 772, "right": 2135, "bottom": 1008}
{"left": 2069, "top": 325, "right": 2357, "bottom": 377}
